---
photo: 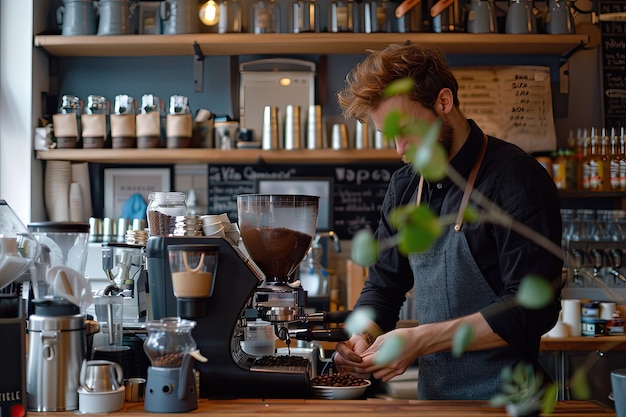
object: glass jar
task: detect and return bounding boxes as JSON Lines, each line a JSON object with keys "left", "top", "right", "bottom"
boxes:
{"left": 114, "top": 94, "right": 136, "bottom": 114}
{"left": 217, "top": 0, "right": 242, "bottom": 33}
{"left": 86, "top": 95, "right": 109, "bottom": 114}
{"left": 329, "top": 0, "right": 356, "bottom": 32}
{"left": 147, "top": 192, "right": 188, "bottom": 236}
{"left": 290, "top": 0, "right": 320, "bottom": 33}
{"left": 363, "top": 0, "right": 390, "bottom": 33}
{"left": 251, "top": 0, "right": 280, "bottom": 33}
{"left": 58, "top": 95, "right": 82, "bottom": 114}
{"left": 143, "top": 317, "right": 197, "bottom": 367}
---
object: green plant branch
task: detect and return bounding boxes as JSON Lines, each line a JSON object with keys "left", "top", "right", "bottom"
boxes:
{"left": 444, "top": 165, "right": 565, "bottom": 262}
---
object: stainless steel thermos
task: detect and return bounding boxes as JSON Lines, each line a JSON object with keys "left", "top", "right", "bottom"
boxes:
{"left": 26, "top": 300, "right": 86, "bottom": 411}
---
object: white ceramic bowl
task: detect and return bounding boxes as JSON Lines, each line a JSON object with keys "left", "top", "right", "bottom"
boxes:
{"left": 312, "top": 379, "right": 371, "bottom": 400}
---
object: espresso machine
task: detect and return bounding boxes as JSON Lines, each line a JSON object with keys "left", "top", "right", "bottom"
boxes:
{"left": 146, "top": 194, "right": 350, "bottom": 399}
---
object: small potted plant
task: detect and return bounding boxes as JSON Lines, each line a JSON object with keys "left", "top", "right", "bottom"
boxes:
{"left": 489, "top": 362, "right": 557, "bottom": 417}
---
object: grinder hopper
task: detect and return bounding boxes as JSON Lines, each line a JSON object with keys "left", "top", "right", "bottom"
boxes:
{"left": 237, "top": 194, "right": 319, "bottom": 285}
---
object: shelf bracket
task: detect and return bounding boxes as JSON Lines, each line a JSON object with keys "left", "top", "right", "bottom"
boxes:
{"left": 193, "top": 41, "right": 205, "bottom": 93}
{"left": 559, "top": 41, "right": 585, "bottom": 67}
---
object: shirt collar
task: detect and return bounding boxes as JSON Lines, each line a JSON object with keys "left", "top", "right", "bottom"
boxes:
{"left": 426, "top": 119, "right": 485, "bottom": 189}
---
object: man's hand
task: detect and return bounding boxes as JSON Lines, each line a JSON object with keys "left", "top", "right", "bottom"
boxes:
{"left": 332, "top": 333, "right": 372, "bottom": 379}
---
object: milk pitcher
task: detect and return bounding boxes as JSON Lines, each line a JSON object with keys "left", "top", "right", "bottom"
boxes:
{"left": 57, "top": 0, "right": 98, "bottom": 36}
{"left": 545, "top": 0, "right": 575, "bottom": 34}
{"left": 505, "top": 0, "right": 537, "bottom": 34}
{"left": 161, "top": 0, "right": 200, "bottom": 34}
{"left": 97, "top": 0, "right": 137, "bottom": 35}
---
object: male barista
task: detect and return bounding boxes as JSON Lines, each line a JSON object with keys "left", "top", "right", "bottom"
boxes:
{"left": 332, "top": 43, "right": 564, "bottom": 400}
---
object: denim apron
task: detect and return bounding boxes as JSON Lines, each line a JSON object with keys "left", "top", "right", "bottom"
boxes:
{"left": 409, "top": 135, "right": 516, "bottom": 399}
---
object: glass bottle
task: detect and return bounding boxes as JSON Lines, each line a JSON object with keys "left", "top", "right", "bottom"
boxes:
{"left": 610, "top": 127, "right": 621, "bottom": 191}
{"left": 619, "top": 127, "right": 626, "bottom": 192}
{"left": 581, "top": 128, "right": 591, "bottom": 190}
{"left": 588, "top": 127, "right": 605, "bottom": 191}
{"left": 146, "top": 191, "right": 188, "bottom": 236}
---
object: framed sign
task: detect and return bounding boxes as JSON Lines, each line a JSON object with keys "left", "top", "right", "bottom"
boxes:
{"left": 104, "top": 167, "right": 171, "bottom": 219}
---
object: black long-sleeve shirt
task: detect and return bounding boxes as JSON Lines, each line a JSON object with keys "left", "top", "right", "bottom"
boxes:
{"left": 355, "top": 120, "right": 564, "bottom": 362}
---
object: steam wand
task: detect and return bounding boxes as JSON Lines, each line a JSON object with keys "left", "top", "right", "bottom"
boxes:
{"left": 609, "top": 249, "right": 626, "bottom": 284}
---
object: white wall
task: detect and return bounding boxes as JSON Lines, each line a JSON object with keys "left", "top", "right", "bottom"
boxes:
{"left": 0, "top": 1, "right": 34, "bottom": 221}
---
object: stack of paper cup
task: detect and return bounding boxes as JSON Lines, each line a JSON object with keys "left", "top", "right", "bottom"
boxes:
{"left": 562, "top": 299, "right": 581, "bottom": 337}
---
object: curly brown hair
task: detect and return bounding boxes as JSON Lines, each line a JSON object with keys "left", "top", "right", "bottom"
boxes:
{"left": 337, "top": 43, "right": 460, "bottom": 123}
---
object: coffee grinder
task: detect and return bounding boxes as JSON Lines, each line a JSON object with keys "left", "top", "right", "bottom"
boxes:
{"left": 143, "top": 244, "right": 218, "bottom": 412}
{"left": 146, "top": 194, "right": 350, "bottom": 399}
{"left": 101, "top": 242, "right": 148, "bottom": 325}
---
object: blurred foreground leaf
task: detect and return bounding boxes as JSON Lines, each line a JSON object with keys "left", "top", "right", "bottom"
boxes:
{"left": 517, "top": 275, "right": 554, "bottom": 309}
{"left": 541, "top": 383, "right": 558, "bottom": 414}
{"left": 374, "top": 333, "right": 405, "bottom": 366}
{"left": 571, "top": 368, "right": 591, "bottom": 399}
{"left": 452, "top": 323, "right": 475, "bottom": 358}
{"left": 345, "top": 307, "right": 376, "bottom": 335}
{"left": 383, "top": 77, "right": 415, "bottom": 97}
{"left": 351, "top": 229, "right": 379, "bottom": 267}
{"left": 390, "top": 205, "right": 442, "bottom": 254}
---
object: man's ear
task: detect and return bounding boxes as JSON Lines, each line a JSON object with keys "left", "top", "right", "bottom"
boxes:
{"left": 436, "top": 88, "right": 454, "bottom": 113}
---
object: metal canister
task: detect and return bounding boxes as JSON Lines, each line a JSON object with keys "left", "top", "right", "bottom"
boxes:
{"left": 26, "top": 300, "right": 86, "bottom": 411}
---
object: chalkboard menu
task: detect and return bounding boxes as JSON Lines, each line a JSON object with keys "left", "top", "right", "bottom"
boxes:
{"left": 208, "top": 162, "right": 403, "bottom": 239}
{"left": 599, "top": 0, "right": 626, "bottom": 128}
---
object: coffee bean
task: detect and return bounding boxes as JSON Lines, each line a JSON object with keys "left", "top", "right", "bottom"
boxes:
{"left": 311, "top": 374, "right": 369, "bottom": 387}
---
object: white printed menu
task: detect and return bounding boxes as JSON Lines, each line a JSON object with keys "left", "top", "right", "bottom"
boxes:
{"left": 452, "top": 66, "right": 556, "bottom": 154}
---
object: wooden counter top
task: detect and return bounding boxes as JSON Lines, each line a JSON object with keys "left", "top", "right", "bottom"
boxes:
{"left": 33, "top": 399, "right": 613, "bottom": 417}
{"left": 284, "top": 335, "right": 626, "bottom": 354}
{"left": 540, "top": 335, "right": 626, "bottom": 352}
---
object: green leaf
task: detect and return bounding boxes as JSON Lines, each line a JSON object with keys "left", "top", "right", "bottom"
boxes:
{"left": 419, "top": 142, "right": 447, "bottom": 181}
{"left": 350, "top": 229, "right": 379, "bottom": 267}
{"left": 374, "top": 333, "right": 405, "bottom": 366}
{"left": 383, "top": 77, "right": 415, "bottom": 97}
{"left": 570, "top": 368, "right": 591, "bottom": 399}
{"left": 382, "top": 109, "right": 404, "bottom": 141}
{"left": 403, "top": 119, "right": 446, "bottom": 182}
{"left": 390, "top": 205, "right": 442, "bottom": 254}
{"left": 516, "top": 275, "right": 554, "bottom": 309}
{"left": 451, "top": 323, "right": 475, "bottom": 358}
{"left": 541, "top": 383, "right": 558, "bottom": 414}
{"left": 344, "top": 307, "right": 376, "bottom": 335}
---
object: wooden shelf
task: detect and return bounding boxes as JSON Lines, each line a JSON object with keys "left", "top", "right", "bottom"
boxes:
{"left": 540, "top": 335, "right": 626, "bottom": 351}
{"left": 34, "top": 33, "right": 590, "bottom": 57}
{"left": 35, "top": 148, "right": 400, "bottom": 164}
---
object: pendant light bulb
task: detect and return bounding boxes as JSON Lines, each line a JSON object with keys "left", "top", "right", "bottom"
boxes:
{"left": 199, "top": 0, "right": 220, "bottom": 26}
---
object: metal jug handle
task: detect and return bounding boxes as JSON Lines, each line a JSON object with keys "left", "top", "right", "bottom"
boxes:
{"left": 112, "top": 361, "right": 124, "bottom": 387}
{"left": 79, "top": 359, "right": 90, "bottom": 391}
{"left": 56, "top": 5, "right": 64, "bottom": 27}
{"left": 160, "top": 1, "right": 171, "bottom": 21}
{"left": 129, "top": 2, "right": 138, "bottom": 18}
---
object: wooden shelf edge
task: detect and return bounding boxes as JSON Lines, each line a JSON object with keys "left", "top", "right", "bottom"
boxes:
{"left": 34, "top": 33, "right": 590, "bottom": 57}
{"left": 35, "top": 148, "right": 401, "bottom": 164}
